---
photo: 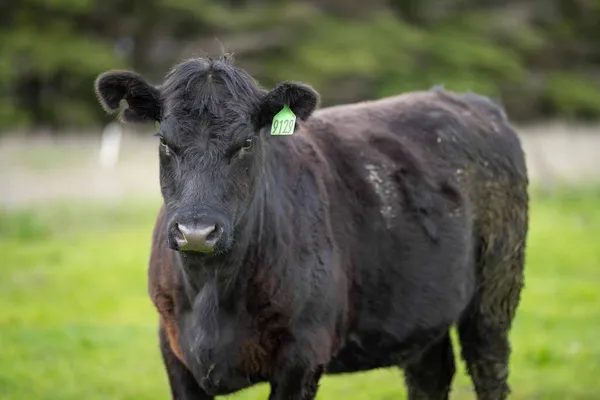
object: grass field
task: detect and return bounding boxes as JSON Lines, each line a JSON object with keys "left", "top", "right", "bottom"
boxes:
{"left": 1, "top": 188, "right": 599, "bottom": 400}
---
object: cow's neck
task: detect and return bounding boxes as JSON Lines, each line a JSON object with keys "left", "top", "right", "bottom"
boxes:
{"left": 175, "top": 252, "right": 245, "bottom": 307}
{"left": 249, "top": 135, "right": 311, "bottom": 262}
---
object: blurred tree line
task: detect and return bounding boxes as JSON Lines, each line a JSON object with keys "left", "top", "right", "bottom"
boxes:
{"left": 2, "top": 0, "right": 600, "bottom": 131}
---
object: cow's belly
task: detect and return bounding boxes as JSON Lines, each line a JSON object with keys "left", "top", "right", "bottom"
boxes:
{"left": 326, "top": 323, "right": 451, "bottom": 374}
{"left": 182, "top": 320, "right": 455, "bottom": 393}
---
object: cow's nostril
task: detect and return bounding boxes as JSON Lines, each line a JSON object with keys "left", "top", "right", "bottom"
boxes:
{"left": 205, "top": 224, "right": 222, "bottom": 243}
{"left": 170, "top": 223, "right": 186, "bottom": 248}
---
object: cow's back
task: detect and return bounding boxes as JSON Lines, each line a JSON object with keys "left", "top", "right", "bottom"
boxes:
{"left": 309, "top": 87, "right": 528, "bottom": 251}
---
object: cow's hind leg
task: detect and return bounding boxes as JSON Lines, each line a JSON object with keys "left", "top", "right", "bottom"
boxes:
{"left": 458, "top": 250, "right": 525, "bottom": 400}
{"left": 403, "top": 332, "right": 456, "bottom": 400}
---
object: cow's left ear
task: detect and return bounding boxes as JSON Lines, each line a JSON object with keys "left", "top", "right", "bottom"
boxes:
{"left": 256, "top": 81, "right": 320, "bottom": 128}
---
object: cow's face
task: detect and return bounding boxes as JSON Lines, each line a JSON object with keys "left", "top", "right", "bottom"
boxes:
{"left": 94, "top": 58, "right": 319, "bottom": 256}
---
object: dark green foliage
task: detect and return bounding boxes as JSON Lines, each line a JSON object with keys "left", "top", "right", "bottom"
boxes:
{"left": 1, "top": 0, "right": 600, "bottom": 130}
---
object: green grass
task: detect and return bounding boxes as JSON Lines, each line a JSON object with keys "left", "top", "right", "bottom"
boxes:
{"left": 1, "top": 189, "right": 600, "bottom": 400}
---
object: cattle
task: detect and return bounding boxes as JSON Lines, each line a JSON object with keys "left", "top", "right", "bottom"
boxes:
{"left": 94, "top": 55, "right": 529, "bottom": 400}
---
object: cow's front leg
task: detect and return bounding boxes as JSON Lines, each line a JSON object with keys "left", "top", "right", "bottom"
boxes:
{"left": 268, "top": 331, "right": 329, "bottom": 400}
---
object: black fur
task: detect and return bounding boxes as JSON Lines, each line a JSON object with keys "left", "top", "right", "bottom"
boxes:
{"left": 96, "top": 56, "right": 529, "bottom": 400}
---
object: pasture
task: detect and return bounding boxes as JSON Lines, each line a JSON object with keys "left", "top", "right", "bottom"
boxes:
{"left": 1, "top": 187, "right": 599, "bottom": 400}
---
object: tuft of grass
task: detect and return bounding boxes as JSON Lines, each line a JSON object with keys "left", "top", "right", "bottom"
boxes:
{"left": 1, "top": 188, "right": 599, "bottom": 399}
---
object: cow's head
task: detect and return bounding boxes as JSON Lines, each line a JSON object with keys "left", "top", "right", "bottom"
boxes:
{"left": 94, "top": 57, "right": 319, "bottom": 256}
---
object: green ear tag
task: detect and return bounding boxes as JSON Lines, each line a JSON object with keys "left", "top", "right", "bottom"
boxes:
{"left": 270, "top": 105, "right": 296, "bottom": 136}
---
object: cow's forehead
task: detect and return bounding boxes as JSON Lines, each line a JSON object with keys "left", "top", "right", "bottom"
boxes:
{"left": 160, "top": 58, "right": 263, "bottom": 118}
{"left": 155, "top": 58, "right": 266, "bottom": 150}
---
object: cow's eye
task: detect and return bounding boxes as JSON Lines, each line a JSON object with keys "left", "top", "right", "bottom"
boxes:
{"left": 228, "top": 137, "right": 254, "bottom": 161}
{"left": 241, "top": 137, "right": 253, "bottom": 151}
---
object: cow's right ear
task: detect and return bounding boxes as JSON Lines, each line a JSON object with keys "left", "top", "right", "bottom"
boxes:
{"left": 94, "top": 70, "right": 161, "bottom": 123}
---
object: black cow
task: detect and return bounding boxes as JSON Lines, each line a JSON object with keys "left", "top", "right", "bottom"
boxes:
{"left": 94, "top": 55, "right": 529, "bottom": 400}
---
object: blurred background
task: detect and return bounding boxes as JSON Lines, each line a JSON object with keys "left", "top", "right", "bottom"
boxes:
{"left": 1, "top": 1, "right": 599, "bottom": 399}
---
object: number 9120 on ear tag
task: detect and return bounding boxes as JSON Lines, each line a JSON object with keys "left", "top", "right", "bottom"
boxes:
{"left": 270, "top": 105, "right": 296, "bottom": 136}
